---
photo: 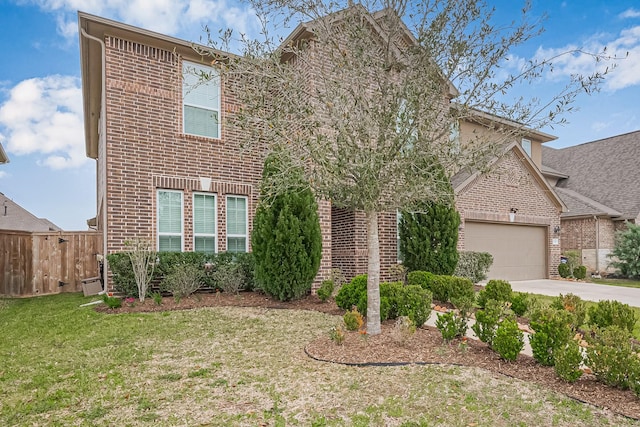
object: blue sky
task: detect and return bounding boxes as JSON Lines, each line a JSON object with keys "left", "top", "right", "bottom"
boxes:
{"left": 0, "top": 0, "right": 639, "bottom": 230}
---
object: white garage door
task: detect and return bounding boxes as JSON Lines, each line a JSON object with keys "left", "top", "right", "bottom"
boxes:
{"left": 464, "top": 222, "right": 547, "bottom": 281}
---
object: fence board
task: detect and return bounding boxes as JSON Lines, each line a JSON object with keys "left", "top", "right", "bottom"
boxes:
{"left": 0, "top": 230, "right": 102, "bottom": 297}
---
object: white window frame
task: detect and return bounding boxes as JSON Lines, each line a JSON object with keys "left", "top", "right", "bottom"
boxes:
{"left": 521, "top": 138, "right": 532, "bottom": 157}
{"left": 226, "top": 195, "right": 248, "bottom": 253}
{"left": 193, "top": 192, "right": 218, "bottom": 254}
{"left": 182, "top": 61, "right": 221, "bottom": 139}
{"left": 157, "top": 189, "right": 184, "bottom": 252}
{"left": 397, "top": 210, "right": 403, "bottom": 263}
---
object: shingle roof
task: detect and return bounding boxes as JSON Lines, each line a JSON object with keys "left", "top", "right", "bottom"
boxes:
{"left": 542, "top": 130, "right": 640, "bottom": 220}
{"left": 554, "top": 187, "right": 622, "bottom": 218}
{"left": 0, "top": 192, "right": 62, "bottom": 232}
{"left": 0, "top": 143, "right": 8, "bottom": 164}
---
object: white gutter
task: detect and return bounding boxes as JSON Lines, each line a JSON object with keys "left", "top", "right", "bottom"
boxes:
{"left": 80, "top": 27, "right": 109, "bottom": 291}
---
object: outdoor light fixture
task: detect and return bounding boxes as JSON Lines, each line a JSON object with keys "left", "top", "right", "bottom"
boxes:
{"left": 509, "top": 208, "right": 518, "bottom": 222}
{"left": 554, "top": 226, "right": 561, "bottom": 234}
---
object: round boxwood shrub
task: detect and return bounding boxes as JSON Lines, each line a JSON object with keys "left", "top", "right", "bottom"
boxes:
{"left": 492, "top": 319, "right": 524, "bottom": 361}
{"left": 335, "top": 275, "right": 367, "bottom": 311}
{"left": 573, "top": 265, "right": 587, "bottom": 280}
{"left": 407, "top": 270, "right": 436, "bottom": 289}
{"left": 477, "top": 279, "right": 512, "bottom": 308}
{"left": 397, "top": 285, "right": 432, "bottom": 327}
{"left": 558, "top": 263, "right": 571, "bottom": 278}
{"left": 529, "top": 308, "right": 575, "bottom": 366}
{"left": 554, "top": 340, "right": 584, "bottom": 383}
{"left": 588, "top": 300, "right": 637, "bottom": 335}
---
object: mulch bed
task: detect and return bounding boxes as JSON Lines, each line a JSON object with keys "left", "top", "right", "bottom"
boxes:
{"left": 96, "top": 291, "right": 640, "bottom": 420}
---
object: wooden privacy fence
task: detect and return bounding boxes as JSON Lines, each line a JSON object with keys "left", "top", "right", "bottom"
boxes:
{"left": 0, "top": 230, "right": 102, "bottom": 297}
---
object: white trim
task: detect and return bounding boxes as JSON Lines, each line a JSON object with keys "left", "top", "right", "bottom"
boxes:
{"left": 157, "top": 189, "right": 184, "bottom": 252}
{"left": 521, "top": 138, "right": 532, "bottom": 157}
{"left": 225, "top": 195, "right": 248, "bottom": 253}
{"left": 193, "top": 192, "right": 218, "bottom": 254}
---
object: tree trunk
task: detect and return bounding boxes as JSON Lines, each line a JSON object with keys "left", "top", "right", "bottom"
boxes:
{"left": 365, "top": 210, "right": 381, "bottom": 335}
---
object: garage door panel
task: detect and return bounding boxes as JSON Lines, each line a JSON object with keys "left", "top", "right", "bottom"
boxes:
{"left": 465, "top": 222, "right": 546, "bottom": 281}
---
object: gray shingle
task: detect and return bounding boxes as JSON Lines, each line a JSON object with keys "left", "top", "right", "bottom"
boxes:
{"left": 0, "top": 192, "right": 62, "bottom": 232}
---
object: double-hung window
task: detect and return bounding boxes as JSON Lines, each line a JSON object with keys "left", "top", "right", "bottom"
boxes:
{"left": 397, "top": 211, "right": 403, "bottom": 263}
{"left": 183, "top": 61, "right": 220, "bottom": 139}
{"left": 158, "top": 190, "right": 183, "bottom": 252}
{"left": 194, "top": 193, "right": 217, "bottom": 254}
{"left": 226, "top": 196, "right": 248, "bottom": 253}
{"left": 521, "top": 138, "right": 532, "bottom": 157}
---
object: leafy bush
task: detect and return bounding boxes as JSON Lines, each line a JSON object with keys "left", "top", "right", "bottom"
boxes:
{"left": 162, "top": 263, "right": 204, "bottom": 299}
{"left": 399, "top": 200, "right": 460, "bottom": 275}
{"left": 477, "top": 280, "right": 512, "bottom": 309}
{"left": 234, "top": 252, "right": 256, "bottom": 291}
{"left": 586, "top": 326, "right": 636, "bottom": 388}
{"left": 588, "top": 300, "right": 637, "bottom": 334}
{"left": 492, "top": 319, "right": 524, "bottom": 361}
{"left": 252, "top": 153, "right": 322, "bottom": 301}
{"left": 436, "top": 311, "right": 467, "bottom": 342}
{"left": 316, "top": 280, "right": 334, "bottom": 302}
{"left": 510, "top": 292, "right": 529, "bottom": 317}
{"left": 449, "top": 276, "right": 475, "bottom": 303}
{"left": 472, "top": 300, "right": 505, "bottom": 346}
{"left": 407, "top": 270, "right": 435, "bottom": 289}
{"left": 102, "top": 294, "right": 122, "bottom": 309}
{"left": 335, "top": 275, "right": 367, "bottom": 310}
{"left": 107, "top": 252, "right": 137, "bottom": 297}
{"left": 550, "top": 293, "right": 586, "bottom": 330}
{"left": 558, "top": 263, "right": 571, "bottom": 278}
{"left": 379, "top": 281, "right": 404, "bottom": 320}
{"left": 343, "top": 308, "right": 364, "bottom": 331}
{"left": 573, "top": 265, "right": 587, "bottom": 280}
{"left": 554, "top": 340, "right": 583, "bottom": 383}
{"left": 429, "top": 275, "right": 452, "bottom": 302}
{"left": 608, "top": 223, "right": 640, "bottom": 279}
{"left": 453, "top": 251, "right": 493, "bottom": 284}
{"left": 397, "top": 285, "right": 432, "bottom": 327}
{"left": 529, "top": 308, "right": 575, "bottom": 366}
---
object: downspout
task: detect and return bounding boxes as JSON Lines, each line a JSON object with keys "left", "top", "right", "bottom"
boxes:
{"left": 80, "top": 27, "right": 109, "bottom": 291}
{"left": 594, "top": 215, "right": 600, "bottom": 276}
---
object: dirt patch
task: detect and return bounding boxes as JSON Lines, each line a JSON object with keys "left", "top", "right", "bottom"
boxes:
{"left": 98, "top": 291, "right": 640, "bottom": 420}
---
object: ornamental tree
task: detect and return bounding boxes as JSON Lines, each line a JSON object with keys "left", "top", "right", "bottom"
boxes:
{"left": 201, "top": 0, "right": 613, "bottom": 334}
{"left": 608, "top": 223, "right": 640, "bottom": 279}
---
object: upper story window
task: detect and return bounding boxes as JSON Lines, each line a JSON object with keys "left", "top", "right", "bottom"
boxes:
{"left": 521, "top": 138, "right": 532, "bottom": 157}
{"left": 182, "top": 61, "right": 220, "bottom": 139}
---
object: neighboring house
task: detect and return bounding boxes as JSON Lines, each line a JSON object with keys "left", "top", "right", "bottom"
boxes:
{"left": 0, "top": 143, "right": 8, "bottom": 164}
{"left": 0, "top": 192, "right": 61, "bottom": 232}
{"left": 542, "top": 131, "right": 640, "bottom": 274}
{"left": 79, "top": 10, "right": 563, "bottom": 287}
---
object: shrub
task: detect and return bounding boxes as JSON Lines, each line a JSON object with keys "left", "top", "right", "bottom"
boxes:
{"left": 211, "top": 262, "right": 244, "bottom": 294}
{"left": 472, "top": 300, "right": 505, "bottom": 346}
{"left": 335, "top": 275, "right": 367, "bottom": 311}
{"left": 252, "top": 153, "right": 322, "bottom": 301}
{"left": 429, "top": 275, "right": 452, "bottom": 303}
{"left": 397, "top": 285, "right": 432, "bottom": 327}
{"left": 554, "top": 340, "right": 583, "bottom": 383}
{"left": 107, "top": 252, "right": 137, "bottom": 297}
{"left": 449, "top": 276, "right": 475, "bottom": 303}
{"left": 588, "top": 300, "right": 637, "bottom": 334}
{"left": 586, "top": 326, "right": 636, "bottom": 388}
{"left": 343, "top": 308, "right": 364, "bottom": 331}
{"left": 329, "top": 326, "right": 345, "bottom": 345}
{"left": 151, "top": 292, "right": 163, "bottom": 305}
{"left": 492, "top": 319, "right": 524, "bottom": 361}
{"left": 558, "top": 263, "right": 571, "bottom": 278}
{"left": 436, "top": 311, "right": 467, "bottom": 342}
{"left": 379, "top": 281, "right": 404, "bottom": 320}
{"left": 102, "top": 294, "right": 122, "bottom": 309}
{"left": 399, "top": 199, "right": 460, "bottom": 275}
{"left": 529, "top": 308, "right": 575, "bottom": 366}
{"left": 477, "top": 279, "right": 512, "bottom": 309}
{"left": 550, "top": 293, "right": 586, "bottom": 330}
{"left": 573, "top": 265, "right": 587, "bottom": 280}
{"left": 510, "top": 292, "right": 529, "bottom": 317}
{"left": 454, "top": 251, "right": 493, "bottom": 284}
{"left": 162, "top": 263, "right": 204, "bottom": 299}
{"left": 564, "top": 250, "right": 581, "bottom": 277}
{"left": 234, "top": 252, "right": 256, "bottom": 291}
{"left": 387, "top": 263, "right": 408, "bottom": 284}
{"left": 317, "top": 280, "right": 334, "bottom": 302}
{"left": 407, "top": 270, "right": 435, "bottom": 289}
{"left": 608, "top": 223, "right": 640, "bottom": 279}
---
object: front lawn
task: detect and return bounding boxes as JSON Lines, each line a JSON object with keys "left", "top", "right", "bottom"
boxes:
{"left": 591, "top": 277, "right": 640, "bottom": 289}
{"left": 0, "top": 294, "right": 637, "bottom": 426}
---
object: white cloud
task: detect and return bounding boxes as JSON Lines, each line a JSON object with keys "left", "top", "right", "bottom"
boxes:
{"left": 0, "top": 76, "right": 87, "bottom": 170}
{"left": 24, "top": 0, "right": 258, "bottom": 41}
{"left": 532, "top": 25, "right": 640, "bottom": 91}
{"left": 620, "top": 8, "right": 640, "bottom": 19}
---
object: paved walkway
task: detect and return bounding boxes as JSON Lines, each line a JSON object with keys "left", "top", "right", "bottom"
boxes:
{"left": 509, "top": 279, "right": 640, "bottom": 307}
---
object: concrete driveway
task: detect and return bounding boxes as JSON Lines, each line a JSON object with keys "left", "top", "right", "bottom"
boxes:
{"left": 509, "top": 279, "right": 640, "bottom": 307}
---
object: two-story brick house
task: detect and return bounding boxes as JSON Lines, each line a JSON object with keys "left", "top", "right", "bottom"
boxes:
{"left": 79, "top": 10, "right": 563, "bottom": 287}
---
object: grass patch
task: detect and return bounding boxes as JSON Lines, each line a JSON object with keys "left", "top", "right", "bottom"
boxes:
{"left": 0, "top": 293, "right": 638, "bottom": 426}
{"left": 591, "top": 277, "right": 640, "bottom": 289}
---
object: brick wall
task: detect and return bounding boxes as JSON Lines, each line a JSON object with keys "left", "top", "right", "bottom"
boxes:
{"left": 455, "top": 150, "right": 563, "bottom": 278}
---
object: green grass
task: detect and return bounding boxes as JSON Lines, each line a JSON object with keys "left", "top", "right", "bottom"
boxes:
{"left": 1, "top": 293, "right": 639, "bottom": 426}
{"left": 591, "top": 277, "right": 640, "bottom": 289}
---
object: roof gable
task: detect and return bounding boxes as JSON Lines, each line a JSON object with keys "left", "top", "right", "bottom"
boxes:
{"left": 0, "top": 193, "right": 61, "bottom": 232}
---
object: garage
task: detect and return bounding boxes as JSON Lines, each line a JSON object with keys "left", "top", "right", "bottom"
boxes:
{"left": 464, "top": 222, "right": 547, "bottom": 281}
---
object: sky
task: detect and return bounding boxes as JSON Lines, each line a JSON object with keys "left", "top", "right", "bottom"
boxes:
{"left": 0, "top": 0, "right": 639, "bottom": 230}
